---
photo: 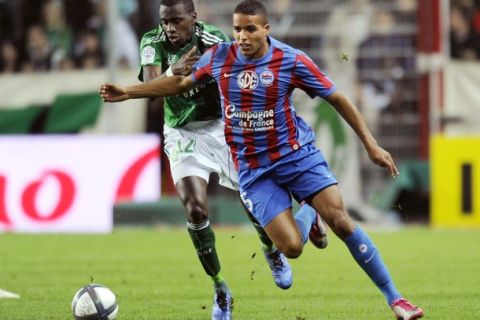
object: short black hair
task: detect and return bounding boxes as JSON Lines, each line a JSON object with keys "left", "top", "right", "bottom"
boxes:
{"left": 234, "top": 0, "right": 268, "bottom": 22}
{"left": 160, "top": 0, "right": 195, "bottom": 13}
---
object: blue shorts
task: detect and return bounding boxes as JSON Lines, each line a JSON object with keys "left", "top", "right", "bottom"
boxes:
{"left": 238, "top": 143, "right": 337, "bottom": 227}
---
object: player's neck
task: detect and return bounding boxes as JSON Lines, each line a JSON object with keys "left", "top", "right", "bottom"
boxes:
{"left": 243, "top": 37, "right": 271, "bottom": 60}
{"left": 254, "top": 44, "right": 269, "bottom": 59}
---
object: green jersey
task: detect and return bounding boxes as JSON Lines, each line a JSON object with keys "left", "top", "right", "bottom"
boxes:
{"left": 138, "top": 22, "right": 229, "bottom": 128}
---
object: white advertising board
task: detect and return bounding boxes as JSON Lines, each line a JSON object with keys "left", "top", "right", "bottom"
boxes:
{"left": 0, "top": 135, "right": 160, "bottom": 233}
{"left": 444, "top": 61, "right": 480, "bottom": 134}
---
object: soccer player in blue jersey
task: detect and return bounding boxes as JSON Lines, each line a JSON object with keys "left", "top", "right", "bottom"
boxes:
{"left": 100, "top": 1, "right": 423, "bottom": 319}
{"left": 137, "top": 1, "right": 298, "bottom": 319}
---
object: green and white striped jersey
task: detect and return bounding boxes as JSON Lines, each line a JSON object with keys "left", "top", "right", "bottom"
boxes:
{"left": 138, "top": 22, "right": 230, "bottom": 128}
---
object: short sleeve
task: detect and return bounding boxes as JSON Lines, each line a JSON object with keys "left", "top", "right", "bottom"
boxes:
{"left": 140, "top": 38, "right": 162, "bottom": 67}
{"left": 138, "top": 31, "right": 163, "bottom": 81}
{"left": 291, "top": 53, "right": 336, "bottom": 98}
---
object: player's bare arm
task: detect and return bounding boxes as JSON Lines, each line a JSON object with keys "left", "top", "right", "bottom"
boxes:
{"left": 100, "top": 75, "right": 195, "bottom": 102}
{"left": 325, "top": 90, "right": 400, "bottom": 177}
{"left": 101, "top": 46, "right": 198, "bottom": 102}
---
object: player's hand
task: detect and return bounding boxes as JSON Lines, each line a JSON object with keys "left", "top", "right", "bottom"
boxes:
{"left": 100, "top": 83, "right": 129, "bottom": 102}
{"left": 366, "top": 144, "right": 400, "bottom": 178}
{"left": 171, "top": 46, "right": 199, "bottom": 76}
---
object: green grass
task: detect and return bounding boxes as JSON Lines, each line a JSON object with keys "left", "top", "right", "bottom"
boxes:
{"left": 0, "top": 227, "right": 479, "bottom": 319}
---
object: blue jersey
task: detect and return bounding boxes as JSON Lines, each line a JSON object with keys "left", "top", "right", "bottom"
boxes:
{"left": 192, "top": 36, "right": 336, "bottom": 171}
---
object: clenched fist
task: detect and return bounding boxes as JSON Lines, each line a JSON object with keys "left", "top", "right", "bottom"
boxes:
{"left": 100, "top": 83, "right": 129, "bottom": 102}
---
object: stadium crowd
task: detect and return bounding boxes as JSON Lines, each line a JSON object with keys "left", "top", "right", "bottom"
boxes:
{"left": 2, "top": 0, "right": 480, "bottom": 75}
{"left": 450, "top": 0, "right": 480, "bottom": 60}
{"left": 0, "top": 0, "right": 163, "bottom": 73}
{"left": 2, "top": 0, "right": 479, "bottom": 75}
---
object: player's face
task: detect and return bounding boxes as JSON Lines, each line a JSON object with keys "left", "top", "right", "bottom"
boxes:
{"left": 159, "top": 4, "right": 196, "bottom": 48}
{"left": 233, "top": 13, "right": 270, "bottom": 59}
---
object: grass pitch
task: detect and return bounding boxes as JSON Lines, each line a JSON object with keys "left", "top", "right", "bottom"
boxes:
{"left": 0, "top": 227, "right": 479, "bottom": 319}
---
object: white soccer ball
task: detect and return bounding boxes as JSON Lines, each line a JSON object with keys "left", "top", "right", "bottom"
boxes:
{"left": 71, "top": 284, "right": 119, "bottom": 320}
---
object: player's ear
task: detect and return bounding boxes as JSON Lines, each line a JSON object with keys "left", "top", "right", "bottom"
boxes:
{"left": 191, "top": 11, "right": 197, "bottom": 22}
{"left": 265, "top": 23, "right": 270, "bottom": 35}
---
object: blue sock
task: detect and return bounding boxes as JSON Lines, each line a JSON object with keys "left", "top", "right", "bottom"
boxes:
{"left": 344, "top": 226, "right": 402, "bottom": 305}
{"left": 294, "top": 204, "right": 317, "bottom": 244}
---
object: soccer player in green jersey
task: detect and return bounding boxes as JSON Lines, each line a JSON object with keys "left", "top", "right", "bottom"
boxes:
{"left": 138, "top": 1, "right": 305, "bottom": 319}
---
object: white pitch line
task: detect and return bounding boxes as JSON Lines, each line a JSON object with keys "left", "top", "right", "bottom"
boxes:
{"left": 0, "top": 289, "right": 20, "bottom": 299}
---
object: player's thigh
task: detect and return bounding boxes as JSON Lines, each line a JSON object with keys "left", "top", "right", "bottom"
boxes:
{"left": 264, "top": 209, "right": 304, "bottom": 258}
{"left": 310, "top": 185, "right": 355, "bottom": 239}
{"left": 175, "top": 176, "right": 208, "bottom": 208}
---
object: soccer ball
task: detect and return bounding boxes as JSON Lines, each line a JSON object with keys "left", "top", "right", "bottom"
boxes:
{"left": 71, "top": 284, "right": 119, "bottom": 320}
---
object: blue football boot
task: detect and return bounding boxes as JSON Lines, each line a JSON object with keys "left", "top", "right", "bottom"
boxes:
{"left": 264, "top": 249, "right": 293, "bottom": 289}
{"left": 211, "top": 289, "right": 233, "bottom": 320}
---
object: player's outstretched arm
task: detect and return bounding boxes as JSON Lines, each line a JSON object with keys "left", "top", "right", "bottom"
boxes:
{"left": 100, "top": 46, "right": 198, "bottom": 102}
{"left": 325, "top": 90, "right": 400, "bottom": 177}
{"left": 100, "top": 75, "right": 194, "bottom": 102}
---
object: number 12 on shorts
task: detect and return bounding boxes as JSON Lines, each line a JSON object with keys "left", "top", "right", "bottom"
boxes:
{"left": 171, "top": 139, "right": 196, "bottom": 161}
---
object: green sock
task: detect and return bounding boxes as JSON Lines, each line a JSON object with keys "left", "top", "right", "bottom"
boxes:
{"left": 187, "top": 220, "right": 222, "bottom": 280}
{"left": 212, "top": 273, "right": 224, "bottom": 285}
{"left": 212, "top": 274, "right": 229, "bottom": 291}
{"left": 244, "top": 208, "right": 274, "bottom": 252}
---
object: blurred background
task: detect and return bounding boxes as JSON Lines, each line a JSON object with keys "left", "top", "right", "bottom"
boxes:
{"left": 0, "top": 0, "right": 479, "bottom": 232}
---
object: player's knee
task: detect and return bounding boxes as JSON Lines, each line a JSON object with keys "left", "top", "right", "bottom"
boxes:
{"left": 185, "top": 202, "right": 208, "bottom": 223}
{"left": 284, "top": 246, "right": 303, "bottom": 259}
{"left": 329, "top": 210, "right": 355, "bottom": 240}
{"left": 278, "top": 241, "right": 303, "bottom": 259}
